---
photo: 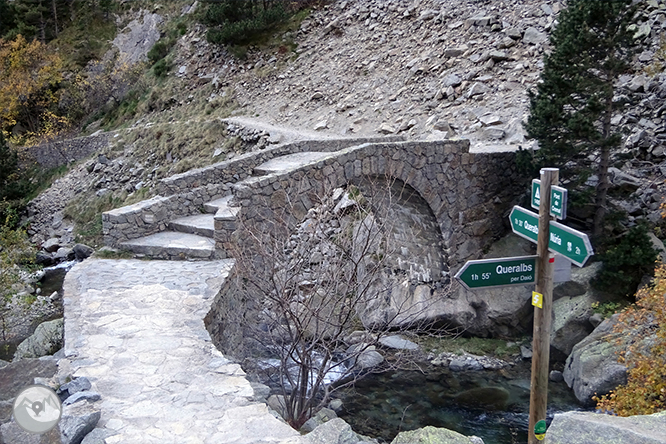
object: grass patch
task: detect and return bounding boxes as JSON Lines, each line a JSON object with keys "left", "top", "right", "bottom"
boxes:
{"left": 64, "top": 193, "right": 124, "bottom": 248}
{"left": 95, "top": 248, "right": 134, "bottom": 260}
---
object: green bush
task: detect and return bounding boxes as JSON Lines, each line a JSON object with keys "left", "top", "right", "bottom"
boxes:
{"left": 147, "top": 40, "right": 169, "bottom": 64}
{"left": 152, "top": 58, "right": 170, "bottom": 78}
{"left": 203, "top": 0, "right": 289, "bottom": 45}
{"left": 0, "top": 133, "right": 35, "bottom": 227}
{"left": 593, "top": 224, "right": 659, "bottom": 297}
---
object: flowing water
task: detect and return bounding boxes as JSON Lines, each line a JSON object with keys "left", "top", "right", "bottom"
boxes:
{"left": 336, "top": 362, "right": 585, "bottom": 444}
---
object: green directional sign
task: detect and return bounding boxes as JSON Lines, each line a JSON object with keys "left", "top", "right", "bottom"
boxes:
{"left": 455, "top": 255, "right": 537, "bottom": 290}
{"left": 548, "top": 221, "right": 594, "bottom": 267}
{"left": 550, "top": 185, "right": 568, "bottom": 219}
{"left": 509, "top": 206, "right": 594, "bottom": 267}
{"left": 531, "top": 179, "right": 568, "bottom": 220}
{"left": 510, "top": 206, "right": 539, "bottom": 243}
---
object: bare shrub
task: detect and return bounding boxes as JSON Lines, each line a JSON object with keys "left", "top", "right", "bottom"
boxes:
{"left": 218, "top": 176, "right": 453, "bottom": 429}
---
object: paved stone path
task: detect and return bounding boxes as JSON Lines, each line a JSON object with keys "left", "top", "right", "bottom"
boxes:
{"left": 62, "top": 259, "right": 299, "bottom": 444}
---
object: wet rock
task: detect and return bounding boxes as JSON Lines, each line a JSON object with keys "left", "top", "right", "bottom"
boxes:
{"left": 378, "top": 335, "right": 418, "bottom": 350}
{"left": 54, "top": 247, "right": 75, "bottom": 261}
{"left": 36, "top": 252, "right": 55, "bottom": 266}
{"left": 73, "top": 244, "right": 94, "bottom": 261}
{"left": 451, "top": 387, "right": 510, "bottom": 411}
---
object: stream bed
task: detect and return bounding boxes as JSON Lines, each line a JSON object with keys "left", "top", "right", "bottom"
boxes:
{"left": 336, "top": 362, "right": 585, "bottom": 444}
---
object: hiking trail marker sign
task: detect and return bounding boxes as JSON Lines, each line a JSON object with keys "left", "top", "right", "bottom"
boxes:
{"left": 453, "top": 168, "right": 594, "bottom": 444}
{"left": 509, "top": 206, "right": 593, "bottom": 267}
{"left": 454, "top": 256, "right": 537, "bottom": 290}
{"left": 532, "top": 179, "right": 568, "bottom": 220}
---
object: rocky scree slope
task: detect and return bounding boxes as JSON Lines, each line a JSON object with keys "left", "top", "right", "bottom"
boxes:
{"left": 27, "top": 0, "right": 666, "bottom": 248}
{"left": 171, "top": 0, "right": 666, "bottom": 225}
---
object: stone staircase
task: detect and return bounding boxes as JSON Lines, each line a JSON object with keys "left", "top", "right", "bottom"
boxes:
{"left": 102, "top": 132, "right": 394, "bottom": 260}
{"left": 117, "top": 194, "right": 238, "bottom": 260}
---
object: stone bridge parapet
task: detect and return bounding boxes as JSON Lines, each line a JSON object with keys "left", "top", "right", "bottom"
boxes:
{"left": 103, "top": 136, "right": 404, "bottom": 247}
{"left": 221, "top": 139, "right": 520, "bottom": 269}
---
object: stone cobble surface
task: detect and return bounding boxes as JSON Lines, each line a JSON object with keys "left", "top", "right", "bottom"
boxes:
{"left": 61, "top": 258, "right": 299, "bottom": 444}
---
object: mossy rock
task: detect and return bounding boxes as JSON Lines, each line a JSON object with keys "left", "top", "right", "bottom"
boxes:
{"left": 391, "top": 426, "right": 475, "bottom": 444}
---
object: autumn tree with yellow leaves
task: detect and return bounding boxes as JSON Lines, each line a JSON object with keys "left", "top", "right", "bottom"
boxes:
{"left": 0, "top": 34, "right": 67, "bottom": 144}
{"left": 594, "top": 260, "right": 666, "bottom": 416}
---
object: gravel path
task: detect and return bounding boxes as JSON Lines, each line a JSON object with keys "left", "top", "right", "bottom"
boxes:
{"left": 61, "top": 258, "right": 299, "bottom": 444}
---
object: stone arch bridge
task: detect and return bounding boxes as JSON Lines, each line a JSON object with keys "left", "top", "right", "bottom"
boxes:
{"left": 103, "top": 134, "right": 521, "bottom": 269}
{"left": 102, "top": 126, "right": 524, "bottom": 351}
{"left": 50, "top": 125, "right": 529, "bottom": 443}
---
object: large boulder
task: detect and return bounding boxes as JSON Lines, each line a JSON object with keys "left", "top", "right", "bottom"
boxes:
{"left": 545, "top": 410, "right": 666, "bottom": 444}
{"left": 563, "top": 315, "right": 627, "bottom": 406}
{"left": 378, "top": 234, "right": 535, "bottom": 337}
{"left": 59, "top": 401, "right": 101, "bottom": 444}
{"left": 302, "top": 418, "right": 372, "bottom": 444}
{"left": 551, "top": 262, "right": 608, "bottom": 360}
{"left": 391, "top": 426, "right": 477, "bottom": 444}
{"left": 13, "top": 318, "right": 64, "bottom": 360}
{"left": 0, "top": 420, "right": 61, "bottom": 444}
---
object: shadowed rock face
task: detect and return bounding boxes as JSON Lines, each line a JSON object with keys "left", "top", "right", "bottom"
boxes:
{"left": 563, "top": 315, "right": 628, "bottom": 406}
{"left": 0, "top": 358, "right": 58, "bottom": 428}
{"left": 359, "top": 176, "right": 447, "bottom": 283}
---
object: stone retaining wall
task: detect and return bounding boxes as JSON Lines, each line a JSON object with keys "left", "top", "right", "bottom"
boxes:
{"left": 29, "top": 133, "right": 110, "bottom": 169}
{"left": 102, "top": 184, "right": 229, "bottom": 246}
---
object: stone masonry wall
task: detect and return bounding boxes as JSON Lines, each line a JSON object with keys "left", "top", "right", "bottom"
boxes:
{"left": 103, "top": 183, "right": 229, "bottom": 246}
{"left": 28, "top": 133, "right": 110, "bottom": 169}
{"left": 104, "top": 136, "right": 403, "bottom": 246}
{"left": 220, "top": 140, "right": 521, "bottom": 269}
{"left": 157, "top": 136, "right": 404, "bottom": 196}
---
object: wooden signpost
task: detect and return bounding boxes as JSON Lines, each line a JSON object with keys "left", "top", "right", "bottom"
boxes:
{"left": 454, "top": 167, "right": 594, "bottom": 444}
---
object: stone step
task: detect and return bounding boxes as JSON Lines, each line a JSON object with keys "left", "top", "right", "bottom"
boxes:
{"left": 169, "top": 214, "right": 215, "bottom": 238}
{"left": 253, "top": 152, "right": 333, "bottom": 175}
{"left": 120, "top": 232, "right": 216, "bottom": 260}
{"left": 204, "top": 195, "right": 233, "bottom": 214}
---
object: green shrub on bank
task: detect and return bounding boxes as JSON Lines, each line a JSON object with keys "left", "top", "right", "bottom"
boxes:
{"left": 203, "top": 0, "right": 290, "bottom": 45}
{"left": 593, "top": 224, "right": 659, "bottom": 297}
